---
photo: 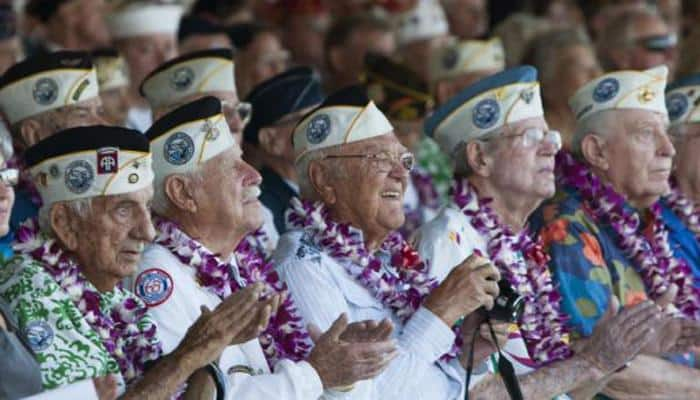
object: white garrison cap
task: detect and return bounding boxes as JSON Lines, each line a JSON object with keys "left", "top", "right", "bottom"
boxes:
{"left": 106, "top": 1, "right": 183, "bottom": 39}
{"left": 25, "top": 126, "right": 153, "bottom": 207}
{"left": 569, "top": 66, "right": 669, "bottom": 122}
{"left": 293, "top": 86, "right": 393, "bottom": 161}
{"left": 140, "top": 48, "right": 235, "bottom": 110}
{"left": 665, "top": 74, "right": 700, "bottom": 127}
{"left": 429, "top": 38, "right": 505, "bottom": 82}
{"left": 395, "top": 0, "right": 448, "bottom": 46}
{"left": 0, "top": 51, "right": 99, "bottom": 124}
{"left": 146, "top": 96, "right": 235, "bottom": 189}
{"left": 425, "top": 65, "right": 543, "bottom": 156}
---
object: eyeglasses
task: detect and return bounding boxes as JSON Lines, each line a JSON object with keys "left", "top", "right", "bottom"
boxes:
{"left": 0, "top": 168, "right": 18, "bottom": 187}
{"left": 221, "top": 100, "right": 253, "bottom": 127}
{"left": 632, "top": 34, "right": 677, "bottom": 52}
{"left": 322, "top": 151, "right": 415, "bottom": 173}
{"left": 498, "top": 128, "right": 562, "bottom": 150}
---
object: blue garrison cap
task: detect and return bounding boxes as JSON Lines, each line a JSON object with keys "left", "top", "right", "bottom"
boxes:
{"left": 424, "top": 65, "right": 543, "bottom": 156}
{"left": 244, "top": 66, "right": 324, "bottom": 144}
{"left": 666, "top": 73, "right": 700, "bottom": 127}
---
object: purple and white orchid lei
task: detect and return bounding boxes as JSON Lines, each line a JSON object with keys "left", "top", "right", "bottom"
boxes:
{"left": 153, "top": 217, "right": 312, "bottom": 367}
{"left": 285, "top": 198, "right": 464, "bottom": 359}
{"left": 664, "top": 178, "right": 700, "bottom": 242}
{"left": 13, "top": 219, "right": 163, "bottom": 383}
{"left": 557, "top": 151, "right": 700, "bottom": 320}
{"left": 452, "top": 177, "right": 573, "bottom": 366}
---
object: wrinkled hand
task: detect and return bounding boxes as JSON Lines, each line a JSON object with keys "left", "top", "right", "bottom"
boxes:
{"left": 93, "top": 375, "right": 118, "bottom": 400}
{"left": 339, "top": 318, "right": 394, "bottom": 343}
{"left": 424, "top": 254, "right": 501, "bottom": 327}
{"left": 174, "top": 283, "right": 267, "bottom": 369}
{"left": 579, "top": 296, "right": 663, "bottom": 375}
{"left": 307, "top": 313, "right": 398, "bottom": 389}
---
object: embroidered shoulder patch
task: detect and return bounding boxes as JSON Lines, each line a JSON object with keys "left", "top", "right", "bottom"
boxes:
{"left": 135, "top": 268, "right": 174, "bottom": 307}
{"left": 23, "top": 320, "right": 54, "bottom": 352}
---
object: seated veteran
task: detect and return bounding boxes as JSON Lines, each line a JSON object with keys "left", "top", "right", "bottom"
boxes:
{"left": 244, "top": 67, "right": 324, "bottom": 234}
{"left": 273, "top": 85, "right": 502, "bottom": 399}
{"left": 93, "top": 49, "right": 130, "bottom": 127}
{"left": 415, "top": 65, "right": 664, "bottom": 398}
{"left": 138, "top": 96, "right": 397, "bottom": 399}
{"left": 429, "top": 37, "right": 506, "bottom": 105}
{"left": 663, "top": 74, "right": 700, "bottom": 287}
{"left": 106, "top": 1, "right": 182, "bottom": 132}
{"left": 362, "top": 53, "right": 442, "bottom": 238}
{"left": 0, "top": 51, "right": 105, "bottom": 231}
{"left": 141, "top": 48, "right": 278, "bottom": 256}
{"left": 0, "top": 126, "right": 270, "bottom": 398}
{"left": 530, "top": 66, "right": 700, "bottom": 398}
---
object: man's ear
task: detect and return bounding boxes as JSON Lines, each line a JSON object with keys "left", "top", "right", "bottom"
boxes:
{"left": 164, "top": 174, "right": 198, "bottom": 214}
{"left": 19, "top": 119, "right": 43, "bottom": 148}
{"left": 308, "top": 160, "right": 336, "bottom": 205}
{"left": 581, "top": 134, "right": 610, "bottom": 171}
{"left": 258, "top": 127, "right": 285, "bottom": 157}
{"left": 50, "top": 203, "right": 80, "bottom": 251}
{"left": 465, "top": 141, "right": 492, "bottom": 177}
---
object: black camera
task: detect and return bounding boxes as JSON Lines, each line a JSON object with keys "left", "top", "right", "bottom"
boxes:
{"left": 480, "top": 279, "right": 525, "bottom": 323}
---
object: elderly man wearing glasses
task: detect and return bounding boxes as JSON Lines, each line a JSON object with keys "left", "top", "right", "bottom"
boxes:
{"left": 273, "top": 85, "right": 506, "bottom": 399}
{"left": 413, "top": 66, "right": 662, "bottom": 399}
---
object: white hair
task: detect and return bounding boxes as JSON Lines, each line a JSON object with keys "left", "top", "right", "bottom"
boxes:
{"left": 571, "top": 110, "right": 619, "bottom": 156}
{"left": 38, "top": 198, "right": 93, "bottom": 234}
{"left": 451, "top": 127, "right": 503, "bottom": 178}
{"left": 296, "top": 148, "right": 329, "bottom": 199}
{"left": 152, "top": 168, "right": 205, "bottom": 216}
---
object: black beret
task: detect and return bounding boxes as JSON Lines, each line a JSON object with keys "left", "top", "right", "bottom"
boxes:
{"left": 146, "top": 96, "right": 222, "bottom": 142}
{"left": 0, "top": 50, "right": 93, "bottom": 90}
{"left": 178, "top": 15, "right": 227, "bottom": 42}
{"left": 243, "top": 66, "right": 324, "bottom": 144}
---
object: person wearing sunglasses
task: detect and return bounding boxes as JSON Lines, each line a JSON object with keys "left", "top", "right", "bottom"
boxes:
{"left": 598, "top": 7, "right": 678, "bottom": 77}
{"left": 416, "top": 66, "right": 664, "bottom": 399}
{"left": 274, "top": 85, "right": 504, "bottom": 399}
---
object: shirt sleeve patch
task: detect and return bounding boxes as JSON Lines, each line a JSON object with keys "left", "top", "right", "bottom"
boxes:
{"left": 134, "top": 268, "right": 174, "bottom": 307}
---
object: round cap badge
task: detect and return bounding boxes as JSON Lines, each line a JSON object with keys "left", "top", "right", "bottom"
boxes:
{"left": 472, "top": 99, "right": 500, "bottom": 130}
{"left": 593, "top": 78, "right": 620, "bottom": 103}
{"left": 667, "top": 92, "right": 689, "bottom": 122}
{"left": 170, "top": 67, "right": 195, "bottom": 91}
{"left": 24, "top": 320, "right": 54, "bottom": 352}
{"left": 164, "top": 132, "right": 195, "bottom": 165}
{"left": 306, "top": 114, "right": 332, "bottom": 144}
{"left": 64, "top": 160, "right": 94, "bottom": 194}
{"left": 33, "top": 78, "right": 59, "bottom": 106}
{"left": 135, "top": 268, "right": 174, "bottom": 307}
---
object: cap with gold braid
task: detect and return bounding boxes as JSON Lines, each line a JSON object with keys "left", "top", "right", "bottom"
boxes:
{"left": 140, "top": 48, "right": 235, "bottom": 110}
{"left": 569, "top": 66, "right": 668, "bottom": 122}
{"left": 0, "top": 51, "right": 99, "bottom": 124}
{"left": 24, "top": 126, "right": 153, "bottom": 208}
{"left": 146, "top": 96, "right": 235, "bottom": 188}
{"left": 429, "top": 37, "right": 505, "bottom": 82}
{"left": 293, "top": 85, "right": 394, "bottom": 161}
{"left": 93, "top": 49, "right": 130, "bottom": 92}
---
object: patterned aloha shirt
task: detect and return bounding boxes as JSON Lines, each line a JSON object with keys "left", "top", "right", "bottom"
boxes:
{"left": 659, "top": 200, "right": 700, "bottom": 289}
{"left": 0, "top": 254, "right": 131, "bottom": 390}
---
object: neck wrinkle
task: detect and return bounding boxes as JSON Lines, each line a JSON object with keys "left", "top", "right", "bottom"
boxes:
{"left": 469, "top": 177, "right": 540, "bottom": 231}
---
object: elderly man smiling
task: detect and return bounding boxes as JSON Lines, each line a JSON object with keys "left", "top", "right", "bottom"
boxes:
{"left": 273, "top": 86, "right": 503, "bottom": 399}
{"left": 415, "top": 66, "right": 664, "bottom": 399}
{"left": 137, "top": 96, "right": 397, "bottom": 399}
{"left": 531, "top": 66, "right": 700, "bottom": 398}
{"left": 0, "top": 126, "right": 274, "bottom": 398}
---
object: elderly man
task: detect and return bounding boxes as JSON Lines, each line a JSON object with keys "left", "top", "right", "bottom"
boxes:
{"left": 415, "top": 65, "right": 664, "bottom": 398}
{"left": 362, "top": 53, "right": 442, "bottom": 237}
{"left": 137, "top": 96, "right": 397, "bottom": 398}
{"left": 531, "top": 66, "right": 700, "bottom": 398}
{"left": 394, "top": 0, "right": 451, "bottom": 81}
{"left": 440, "top": 0, "right": 489, "bottom": 40}
{"left": 106, "top": 1, "right": 182, "bottom": 132}
{"left": 429, "top": 38, "right": 506, "bottom": 105}
{"left": 0, "top": 125, "right": 275, "bottom": 398}
{"left": 272, "top": 85, "right": 504, "bottom": 399}
{"left": 244, "top": 67, "right": 324, "bottom": 234}
{"left": 0, "top": 51, "right": 105, "bottom": 231}
{"left": 598, "top": 7, "right": 678, "bottom": 77}
{"left": 24, "top": 0, "right": 110, "bottom": 52}
{"left": 93, "top": 49, "right": 130, "bottom": 126}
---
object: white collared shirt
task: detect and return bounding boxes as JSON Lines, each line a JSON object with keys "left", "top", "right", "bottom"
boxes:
{"left": 273, "top": 229, "right": 466, "bottom": 400}
{"left": 125, "top": 106, "right": 153, "bottom": 132}
{"left": 134, "top": 243, "right": 324, "bottom": 400}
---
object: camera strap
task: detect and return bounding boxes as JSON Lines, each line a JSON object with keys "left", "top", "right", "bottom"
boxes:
{"left": 464, "top": 320, "right": 524, "bottom": 400}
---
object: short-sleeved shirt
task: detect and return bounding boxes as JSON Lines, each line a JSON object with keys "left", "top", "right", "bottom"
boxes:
{"left": 0, "top": 298, "right": 44, "bottom": 399}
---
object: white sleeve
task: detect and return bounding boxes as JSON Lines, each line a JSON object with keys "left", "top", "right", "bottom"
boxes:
{"left": 225, "top": 360, "right": 324, "bottom": 400}
{"left": 24, "top": 379, "right": 98, "bottom": 400}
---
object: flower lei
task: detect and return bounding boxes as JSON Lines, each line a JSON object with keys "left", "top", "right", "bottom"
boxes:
{"left": 557, "top": 151, "right": 700, "bottom": 320}
{"left": 13, "top": 219, "right": 162, "bottom": 383}
{"left": 285, "top": 198, "right": 463, "bottom": 359}
{"left": 664, "top": 178, "right": 700, "bottom": 242}
{"left": 451, "top": 177, "right": 573, "bottom": 366}
{"left": 153, "top": 217, "right": 312, "bottom": 367}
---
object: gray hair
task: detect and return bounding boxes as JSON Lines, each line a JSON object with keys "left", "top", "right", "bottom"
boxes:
{"left": 296, "top": 148, "right": 329, "bottom": 199}
{"left": 451, "top": 127, "right": 503, "bottom": 178}
{"left": 152, "top": 168, "right": 205, "bottom": 216}
{"left": 38, "top": 197, "right": 93, "bottom": 234}
{"left": 571, "top": 110, "right": 619, "bottom": 156}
